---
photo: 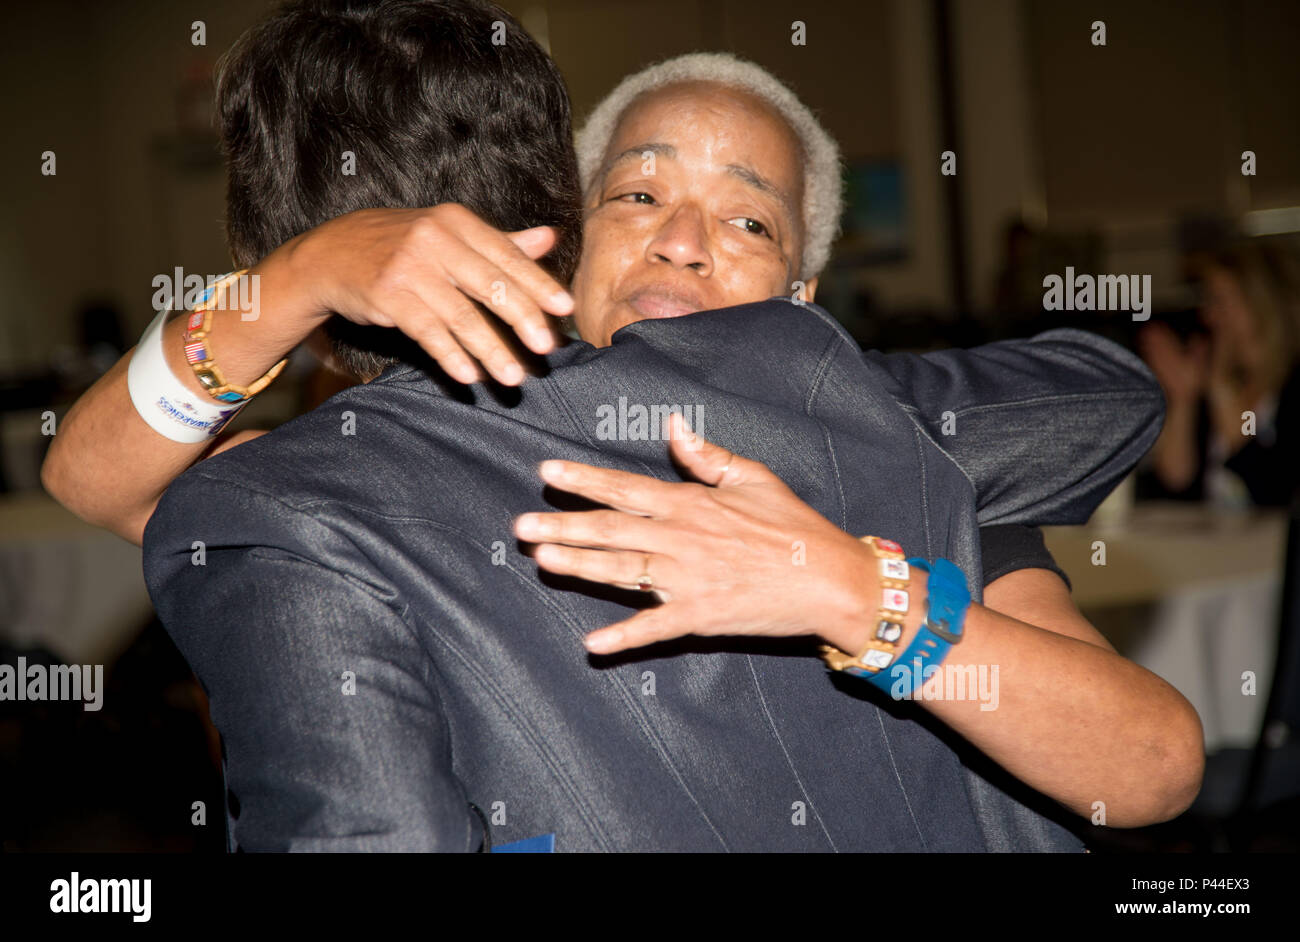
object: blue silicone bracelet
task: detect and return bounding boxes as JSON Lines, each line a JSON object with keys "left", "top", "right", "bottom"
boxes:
{"left": 867, "top": 557, "right": 971, "bottom": 698}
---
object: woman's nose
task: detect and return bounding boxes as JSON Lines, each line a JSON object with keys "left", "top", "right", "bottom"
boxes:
{"left": 646, "top": 208, "right": 713, "bottom": 274}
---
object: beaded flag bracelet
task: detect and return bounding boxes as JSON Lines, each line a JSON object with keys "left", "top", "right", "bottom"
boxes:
{"left": 182, "top": 269, "right": 288, "bottom": 404}
{"left": 819, "top": 535, "right": 911, "bottom": 678}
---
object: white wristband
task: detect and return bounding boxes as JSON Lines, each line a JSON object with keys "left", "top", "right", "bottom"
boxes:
{"left": 127, "top": 306, "right": 246, "bottom": 443}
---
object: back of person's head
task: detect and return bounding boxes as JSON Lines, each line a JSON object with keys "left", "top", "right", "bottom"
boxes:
{"left": 217, "top": 0, "right": 581, "bottom": 378}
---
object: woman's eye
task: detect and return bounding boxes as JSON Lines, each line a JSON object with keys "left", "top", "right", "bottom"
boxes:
{"left": 728, "top": 217, "right": 770, "bottom": 238}
{"left": 615, "top": 192, "right": 656, "bottom": 205}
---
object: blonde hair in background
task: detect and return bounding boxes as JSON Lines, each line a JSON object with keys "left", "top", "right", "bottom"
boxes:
{"left": 1211, "top": 239, "right": 1300, "bottom": 392}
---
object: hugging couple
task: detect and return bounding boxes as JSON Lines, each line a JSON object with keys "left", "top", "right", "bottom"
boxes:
{"left": 45, "top": 0, "right": 1201, "bottom": 851}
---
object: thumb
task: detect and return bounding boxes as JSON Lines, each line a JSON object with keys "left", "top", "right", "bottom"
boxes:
{"left": 663, "top": 412, "right": 767, "bottom": 487}
{"left": 507, "top": 225, "right": 558, "bottom": 260}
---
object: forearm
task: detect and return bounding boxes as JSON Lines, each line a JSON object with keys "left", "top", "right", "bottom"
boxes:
{"left": 41, "top": 239, "right": 323, "bottom": 543}
{"left": 1148, "top": 398, "right": 1199, "bottom": 492}
{"left": 42, "top": 356, "right": 213, "bottom": 543}
{"left": 831, "top": 564, "right": 1202, "bottom": 827}
{"left": 911, "top": 582, "right": 1203, "bottom": 827}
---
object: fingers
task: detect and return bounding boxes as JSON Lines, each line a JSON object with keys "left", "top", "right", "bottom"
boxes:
{"left": 376, "top": 206, "right": 576, "bottom": 385}
{"left": 583, "top": 605, "right": 699, "bottom": 654}
{"left": 477, "top": 224, "right": 574, "bottom": 316}
{"left": 424, "top": 280, "right": 529, "bottom": 385}
{"left": 427, "top": 234, "right": 557, "bottom": 363}
{"left": 358, "top": 287, "right": 483, "bottom": 384}
{"left": 506, "top": 226, "right": 558, "bottom": 263}
{"left": 461, "top": 219, "right": 574, "bottom": 351}
{"left": 536, "top": 460, "right": 685, "bottom": 516}
{"left": 376, "top": 284, "right": 504, "bottom": 384}
{"left": 531, "top": 543, "right": 671, "bottom": 596}
{"left": 662, "top": 412, "right": 767, "bottom": 488}
{"left": 383, "top": 245, "right": 542, "bottom": 385}
{"left": 426, "top": 205, "right": 572, "bottom": 317}
{"left": 407, "top": 325, "right": 482, "bottom": 386}
{"left": 514, "top": 509, "right": 665, "bottom": 552}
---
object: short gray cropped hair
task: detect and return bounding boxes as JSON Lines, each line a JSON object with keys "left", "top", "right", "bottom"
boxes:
{"left": 575, "top": 52, "right": 844, "bottom": 281}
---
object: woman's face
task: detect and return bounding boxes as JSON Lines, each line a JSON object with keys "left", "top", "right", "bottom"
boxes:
{"left": 569, "top": 82, "right": 816, "bottom": 348}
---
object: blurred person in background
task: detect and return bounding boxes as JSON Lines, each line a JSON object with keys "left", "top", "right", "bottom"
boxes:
{"left": 1138, "top": 239, "right": 1300, "bottom": 507}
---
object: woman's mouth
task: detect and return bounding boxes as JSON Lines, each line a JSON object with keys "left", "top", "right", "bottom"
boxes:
{"left": 625, "top": 287, "right": 705, "bottom": 319}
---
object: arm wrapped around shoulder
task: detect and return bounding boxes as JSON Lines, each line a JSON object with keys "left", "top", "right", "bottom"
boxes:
{"left": 865, "top": 327, "right": 1166, "bottom": 526}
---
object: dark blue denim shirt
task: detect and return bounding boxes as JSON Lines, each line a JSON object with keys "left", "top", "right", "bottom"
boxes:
{"left": 143, "top": 298, "right": 1164, "bottom": 851}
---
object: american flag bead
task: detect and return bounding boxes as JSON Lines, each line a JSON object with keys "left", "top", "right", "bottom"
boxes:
{"left": 880, "top": 558, "right": 909, "bottom": 580}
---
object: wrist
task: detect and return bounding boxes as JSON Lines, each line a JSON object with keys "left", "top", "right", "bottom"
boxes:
{"left": 821, "top": 536, "right": 924, "bottom": 658}
{"left": 828, "top": 575, "right": 925, "bottom": 659}
{"left": 161, "top": 265, "right": 301, "bottom": 401}
{"left": 264, "top": 234, "right": 334, "bottom": 336}
{"left": 819, "top": 542, "right": 972, "bottom": 693}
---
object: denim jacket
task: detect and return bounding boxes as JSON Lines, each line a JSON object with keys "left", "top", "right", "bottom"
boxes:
{"left": 143, "top": 298, "right": 1164, "bottom": 851}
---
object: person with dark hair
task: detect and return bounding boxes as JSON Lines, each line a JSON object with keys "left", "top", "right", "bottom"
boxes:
{"left": 43, "top": 4, "right": 1200, "bottom": 850}
{"left": 217, "top": 0, "right": 582, "bottom": 380}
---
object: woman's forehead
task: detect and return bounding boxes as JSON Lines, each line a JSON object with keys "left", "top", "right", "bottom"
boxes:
{"left": 604, "top": 83, "right": 804, "bottom": 190}
{"left": 614, "top": 84, "right": 797, "bottom": 154}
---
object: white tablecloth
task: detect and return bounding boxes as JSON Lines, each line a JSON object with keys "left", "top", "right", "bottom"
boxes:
{"left": 0, "top": 493, "right": 152, "bottom": 665}
{"left": 1123, "top": 572, "right": 1281, "bottom": 752}
{"left": 1045, "top": 504, "right": 1286, "bottom": 753}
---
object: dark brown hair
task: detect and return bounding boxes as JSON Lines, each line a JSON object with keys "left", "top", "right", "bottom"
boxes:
{"left": 216, "top": 0, "right": 582, "bottom": 377}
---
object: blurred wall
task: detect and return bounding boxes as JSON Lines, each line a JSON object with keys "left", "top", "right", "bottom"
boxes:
{"left": 1022, "top": 0, "right": 1300, "bottom": 305}
{"left": 0, "top": 0, "right": 276, "bottom": 373}
{"left": 2, "top": 0, "right": 1299, "bottom": 373}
